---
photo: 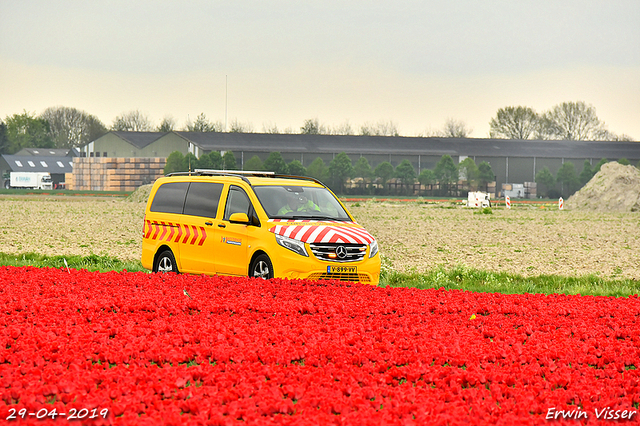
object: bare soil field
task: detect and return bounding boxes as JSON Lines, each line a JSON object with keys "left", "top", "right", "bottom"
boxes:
{"left": 1, "top": 195, "right": 638, "bottom": 279}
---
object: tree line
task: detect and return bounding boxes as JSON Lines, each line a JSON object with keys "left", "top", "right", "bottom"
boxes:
{"left": 0, "top": 101, "right": 634, "bottom": 155}
{"left": 163, "top": 150, "right": 497, "bottom": 197}
{"left": 534, "top": 158, "right": 635, "bottom": 199}
{"left": 165, "top": 150, "right": 637, "bottom": 199}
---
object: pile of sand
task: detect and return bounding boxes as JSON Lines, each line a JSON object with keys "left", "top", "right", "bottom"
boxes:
{"left": 567, "top": 162, "right": 640, "bottom": 212}
{"left": 124, "top": 184, "right": 153, "bottom": 203}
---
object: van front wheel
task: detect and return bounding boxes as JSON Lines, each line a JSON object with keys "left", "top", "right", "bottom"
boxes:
{"left": 154, "top": 250, "right": 179, "bottom": 274}
{"left": 250, "top": 254, "right": 273, "bottom": 279}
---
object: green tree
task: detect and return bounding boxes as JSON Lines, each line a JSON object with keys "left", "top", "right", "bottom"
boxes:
{"left": 306, "top": 157, "right": 328, "bottom": 182}
{"left": 618, "top": 158, "right": 630, "bottom": 166}
{"left": 477, "top": 162, "right": 495, "bottom": 191}
{"left": 489, "top": 106, "right": 539, "bottom": 139}
{"left": 183, "top": 153, "right": 199, "bottom": 172}
{"left": 223, "top": 151, "right": 238, "bottom": 170}
{"left": 197, "top": 152, "right": 223, "bottom": 170}
{"left": 458, "top": 157, "right": 479, "bottom": 187}
{"left": 395, "top": 160, "right": 417, "bottom": 186}
{"left": 164, "top": 151, "right": 185, "bottom": 174}
{"left": 328, "top": 152, "right": 354, "bottom": 194}
{"left": 300, "top": 118, "right": 324, "bottom": 135}
{"left": 556, "top": 162, "right": 580, "bottom": 197}
{"left": 418, "top": 169, "right": 436, "bottom": 186}
{"left": 593, "top": 158, "right": 608, "bottom": 174}
{"left": 263, "top": 152, "right": 289, "bottom": 174}
{"left": 287, "top": 160, "right": 306, "bottom": 176}
{"left": 40, "top": 106, "right": 107, "bottom": 148}
{"left": 579, "top": 160, "right": 594, "bottom": 185}
{"left": 434, "top": 155, "right": 459, "bottom": 195}
{"left": 353, "top": 157, "right": 373, "bottom": 179}
{"left": 186, "top": 113, "right": 221, "bottom": 132}
{"left": 374, "top": 161, "right": 394, "bottom": 193}
{"left": 4, "top": 110, "right": 55, "bottom": 154}
{"left": 243, "top": 155, "right": 263, "bottom": 171}
{"left": 0, "top": 121, "right": 8, "bottom": 154}
{"left": 535, "top": 167, "right": 555, "bottom": 197}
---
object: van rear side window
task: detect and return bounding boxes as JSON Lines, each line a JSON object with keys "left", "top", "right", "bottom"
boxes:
{"left": 183, "top": 182, "right": 223, "bottom": 218}
{"left": 150, "top": 182, "right": 189, "bottom": 214}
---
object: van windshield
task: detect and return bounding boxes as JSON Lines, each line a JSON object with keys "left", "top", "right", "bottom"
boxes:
{"left": 253, "top": 185, "right": 351, "bottom": 221}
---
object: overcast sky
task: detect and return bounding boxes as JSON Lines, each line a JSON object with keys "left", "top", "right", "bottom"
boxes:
{"left": 1, "top": 0, "right": 639, "bottom": 139}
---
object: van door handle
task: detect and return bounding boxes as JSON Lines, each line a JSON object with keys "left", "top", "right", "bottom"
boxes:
{"left": 218, "top": 223, "right": 226, "bottom": 228}
{"left": 205, "top": 222, "right": 213, "bottom": 226}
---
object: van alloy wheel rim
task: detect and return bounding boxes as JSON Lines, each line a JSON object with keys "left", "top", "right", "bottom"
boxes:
{"left": 253, "top": 261, "right": 270, "bottom": 279}
{"left": 158, "top": 257, "right": 173, "bottom": 273}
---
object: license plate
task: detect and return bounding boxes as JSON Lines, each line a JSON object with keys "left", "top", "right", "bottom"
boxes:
{"left": 327, "top": 265, "right": 357, "bottom": 274}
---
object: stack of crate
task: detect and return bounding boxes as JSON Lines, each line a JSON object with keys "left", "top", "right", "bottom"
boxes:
{"left": 66, "top": 157, "right": 166, "bottom": 191}
{"left": 524, "top": 181, "right": 537, "bottom": 199}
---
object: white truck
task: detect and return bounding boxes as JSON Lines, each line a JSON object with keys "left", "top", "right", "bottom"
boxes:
{"left": 7, "top": 172, "right": 53, "bottom": 190}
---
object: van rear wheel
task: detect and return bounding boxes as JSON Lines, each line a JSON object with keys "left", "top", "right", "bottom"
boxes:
{"left": 154, "top": 250, "right": 179, "bottom": 273}
{"left": 250, "top": 254, "right": 273, "bottom": 279}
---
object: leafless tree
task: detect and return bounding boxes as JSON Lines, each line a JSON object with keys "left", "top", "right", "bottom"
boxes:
{"left": 329, "top": 120, "right": 355, "bottom": 135}
{"left": 441, "top": 118, "right": 472, "bottom": 138}
{"left": 489, "top": 106, "right": 539, "bottom": 139}
{"left": 157, "top": 116, "right": 176, "bottom": 132}
{"left": 537, "top": 101, "right": 606, "bottom": 141}
{"left": 359, "top": 120, "right": 399, "bottom": 136}
{"left": 111, "top": 110, "right": 154, "bottom": 132}
{"left": 40, "top": 106, "right": 107, "bottom": 148}
{"left": 228, "top": 119, "right": 254, "bottom": 133}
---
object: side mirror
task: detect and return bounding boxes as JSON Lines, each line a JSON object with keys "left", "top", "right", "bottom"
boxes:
{"left": 229, "top": 212, "right": 250, "bottom": 224}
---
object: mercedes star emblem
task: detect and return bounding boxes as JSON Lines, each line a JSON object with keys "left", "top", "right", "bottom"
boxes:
{"left": 335, "top": 245, "right": 347, "bottom": 259}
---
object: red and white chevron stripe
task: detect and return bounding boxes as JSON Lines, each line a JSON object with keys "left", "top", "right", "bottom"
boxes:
{"left": 268, "top": 220, "right": 374, "bottom": 245}
{"left": 143, "top": 220, "right": 207, "bottom": 246}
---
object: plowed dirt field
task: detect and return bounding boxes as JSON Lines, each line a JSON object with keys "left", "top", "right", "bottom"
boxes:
{"left": 1, "top": 196, "right": 638, "bottom": 279}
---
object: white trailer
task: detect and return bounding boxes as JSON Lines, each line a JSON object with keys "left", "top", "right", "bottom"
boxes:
{"left": 8, "top": 172, "right": 53, "bottom": 190}
{"left": 466, "top": 191, "right": 491, "bottom": 208}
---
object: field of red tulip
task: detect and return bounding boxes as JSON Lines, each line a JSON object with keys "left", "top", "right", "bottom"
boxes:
{"left": 1, "top": 266, "right": 640, "bottom": 425}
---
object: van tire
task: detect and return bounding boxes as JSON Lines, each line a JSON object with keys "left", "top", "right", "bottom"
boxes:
{"left": 250, "top": 254, "right": 273, "bottom": 279}
{"left": 154, "top": 250, "right": 179, "bottom": 274}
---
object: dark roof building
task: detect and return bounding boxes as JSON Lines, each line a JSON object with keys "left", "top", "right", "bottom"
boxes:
{"left": 14, "top": 148, "right": 79, "bottom": 157}
{"left": 85, "top": 131, "right": 640, "bottom": 190}
{"left": 0, "top": 155, "right": 74, "bottom": 186}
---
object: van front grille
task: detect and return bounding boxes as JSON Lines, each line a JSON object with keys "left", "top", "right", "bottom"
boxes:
{"left": 307, "top": 272, "right": 371, "bottom": 283}
{"left": 309, "top": 243, "right": 367, "bottom": 262}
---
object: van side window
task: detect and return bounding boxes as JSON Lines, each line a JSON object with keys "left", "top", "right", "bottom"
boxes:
{"left": 150, "top": 182, "right": 189, "bottom": 214}
{"left": 183, "top": 182, "right": 224, "bottom": 218}
{"left": 224, "top": 186, "right": 251, "bottom": 220}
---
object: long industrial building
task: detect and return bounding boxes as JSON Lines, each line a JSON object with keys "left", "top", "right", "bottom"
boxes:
{"left": 81, "top": 131, "right": 640, "bottom": 191}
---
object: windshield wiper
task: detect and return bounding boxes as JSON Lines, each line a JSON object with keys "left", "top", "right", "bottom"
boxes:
{"left": 290, "top": 215, "right": 346, "bottom": 221}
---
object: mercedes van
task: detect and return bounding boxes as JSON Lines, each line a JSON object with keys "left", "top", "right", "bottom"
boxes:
{"left": 141, "top": 170, "right": 381, "bottom": 285}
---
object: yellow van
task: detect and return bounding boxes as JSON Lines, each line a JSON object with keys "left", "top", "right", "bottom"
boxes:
{"left": 141, "top": 170, "right": 381, "bottom": 285}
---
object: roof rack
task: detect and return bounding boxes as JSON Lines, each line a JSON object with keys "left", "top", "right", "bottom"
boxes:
{"left": 165, "top": 169, "right": 325, "bottom": 187}
{"left": 194, "top": 169, "right": 275, "bottom": 176}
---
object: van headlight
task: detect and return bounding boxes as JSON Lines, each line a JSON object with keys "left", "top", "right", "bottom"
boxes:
{"left": 275, "top": 234, "right": 308, "bottom": 257}
{"left": 369, "top": 240, "right": 379, "bottom": 258}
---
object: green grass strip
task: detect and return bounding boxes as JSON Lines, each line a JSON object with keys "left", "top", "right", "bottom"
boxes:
{"left": 0, "top": 252, "right": 146, "bottom": 273}
{"left": 0, "top": 252, "right": 637, "bottom": 297}
{"left": 380, "top": 265, "right": 640, "bottom": 297}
